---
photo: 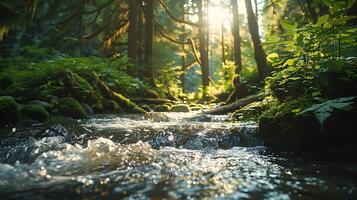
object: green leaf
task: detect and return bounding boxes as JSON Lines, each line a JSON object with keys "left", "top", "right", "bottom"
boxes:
{"left": 317, "top": 14, "right": 329, "bottom": 25}
{"left": 279, "top": 19, "right": 297, "bottom": 31}
{"left": 267, "top": 53, "right": 279, "bottom": 62}
{"left": 299, "top": 97, "right": 356, "bottom": 128}
{"left": 283, "top": 59, "right": 297, "bottom": 67}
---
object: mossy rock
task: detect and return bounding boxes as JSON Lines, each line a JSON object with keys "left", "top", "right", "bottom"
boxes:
{"left": 58, "top": 97, "right": 87, "bottom": 119}
{"left": 0, "top": 96, "right": 20, "bottom": 125}
{"left": 20, "top": 104, "right": 49, "bottom": 122}
{"left": 81, "top": 103, "right": 94, "bottom": 115}
{"left": 232, "top": 99, "right": 273, "bottom": 121}
{"left": 104, "top": 100, "right": 125, "bottom": 114}
{"left": 258, "top": 97, "right": 320, "bottom": 149}
{"left": 29, "top": 100, "right": 52, "bottom": 112}
{"left": 191, "top": 107, "right": 202, "bottom": 111}
{"left": 153, "top": 105, "right": 171, "bottom": 112}
{"left": 44, "top": 69, "right": 103, "bottom": 110}
{"left": 170, "top": 104, "right": 191, "bottom": 112}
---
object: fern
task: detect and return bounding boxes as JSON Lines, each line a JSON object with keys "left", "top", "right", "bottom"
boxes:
{"left": 299, "top": 96, "right": 356, "bottom": 128}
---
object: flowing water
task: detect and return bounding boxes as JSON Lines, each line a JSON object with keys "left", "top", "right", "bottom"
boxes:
{"left": 0, "top": 112, "right": 356, "bottom": 200}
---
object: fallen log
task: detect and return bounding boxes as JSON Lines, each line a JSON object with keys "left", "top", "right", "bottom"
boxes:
{"left": 89, "top": 72, "right": 146, "bottom": 113}
{"left": 131, "top": 98, "right": 174, "bottom": 105}
{"left": 203, "top": 94, "right": 264, "bottom": 115}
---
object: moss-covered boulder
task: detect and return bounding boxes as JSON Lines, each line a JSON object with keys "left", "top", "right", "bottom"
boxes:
{"left": 58, "top": 97, "right": 87, "bottom": 119}
{"left": 153, "top": 105, "right": 171, "bottom": 112}
{"left": 20, "top": 105, "right": 49, "bottom": 122}
{"left": 81, "top": 103, "right": 94, "bottom": 115}
{"left": 191, "top": 107, "right": 202, "bottom": 111}
{"left": 42, "top": 69, "right": 103, "bottom": 111}
{"left": 232, "top": 99, "right": 274, "bottom": 121}
{"left": 29, "top": 100, "right": 52, "bottom": 112}
{"left": 258, "top": 97, "right": 319, "bottom": 149}
{"left": 170, "top": 104, "right": 191, "bottom": 112}
{"left": 103, "top": 100, "right": 125, "bottom": 114}
{"left": 0, "top": 96, "right": 20, "bottom": 125}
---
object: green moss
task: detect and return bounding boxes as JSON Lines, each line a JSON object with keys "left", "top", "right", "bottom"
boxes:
{"left": 58, "top": 97, "right": 87, "bottom": 119}
{"left": 20, "top": 105, "right": 49, "bottom": 122}
{"left": 89, "top": 72, "right": 146, "bottom": 114}
{"left": 103, "top": 100, "right": 125, "bottom": 114}
{"left": 0, "top": 96, "right": 19, "bottom": 125}
{"left": 153, "top": 105, "right": 171, "bottom": 112}
{"left": 190, "top": 107, "right": 202, "bottom": 111}
{"left": 232, "top": 98, "right": 275, "bottom": 121}
{"left": 170, "top": 104, "right": 191, "bottom": 112}
{"left": 258, "top": 97, "right": 319, "bottom": 148}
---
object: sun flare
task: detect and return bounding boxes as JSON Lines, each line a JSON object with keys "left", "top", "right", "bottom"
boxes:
{"left": 208, "top": 0, "right": 246, "bottom": 32}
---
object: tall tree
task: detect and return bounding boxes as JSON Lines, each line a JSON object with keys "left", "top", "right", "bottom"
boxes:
{"left": 144, "top": 0, "right": 155, "bottom": 85}
{"left": 226, "top": 0, "right": 243, "bottom": 103}
{"left": 245, "top": 0, "right": 267, "bottom": 82}
{"left": 198, "top": 0, "right": 210, "bottom": 94}
{"left": 128, "top": 0, "right": 140, "bottom": 76}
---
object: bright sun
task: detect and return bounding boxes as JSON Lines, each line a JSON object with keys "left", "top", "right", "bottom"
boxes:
{"left": 208, "top": 0, "right": 246, "bottom": 32}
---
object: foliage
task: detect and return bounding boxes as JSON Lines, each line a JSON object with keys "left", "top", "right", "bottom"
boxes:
{"left": 299, "top": 96, "right": 356, "bottom": 128}
{"left": 265, "top": 66, "right": 316, "bottom": 101}
{"left": 0, "top": 55, "right": 157, "bottom": 99}
{"left": 266, "top": 0, "right": 357, "bottom": 69}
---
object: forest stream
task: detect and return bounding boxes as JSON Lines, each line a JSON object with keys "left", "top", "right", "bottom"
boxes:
{"left": 0, "top": 113, "right": 356, "bottom": 200}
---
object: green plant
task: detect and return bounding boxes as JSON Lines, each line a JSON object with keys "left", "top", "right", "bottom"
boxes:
{"left": 299, "top": 96, "right": 356, "bottom": 128}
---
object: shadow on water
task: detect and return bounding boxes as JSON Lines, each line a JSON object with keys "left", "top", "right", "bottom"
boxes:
{"left": 0, "top": 112, "right": 356, "bottom": 200}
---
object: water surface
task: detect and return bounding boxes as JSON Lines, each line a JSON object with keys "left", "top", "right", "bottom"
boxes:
{"left": 0, "top": 113, "right": 356, "bottom": 199}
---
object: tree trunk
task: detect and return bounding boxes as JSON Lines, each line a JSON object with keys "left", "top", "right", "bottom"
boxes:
{"left": 144, "top": 0, "right": 155, "bottom": 85}
{"left": 137, "top": 3, "right": 144, "bottom": 62}
{"left": 221, "top": 21, "right": 226, "bottom": 65}
{"left": 226, "top": 0, "right": 243, "bottom": 103}
{"left": 198, "top": 0, "right": 210, "bottom": 94}
{"left": 128, "top": 0, "right": 139, "bottom": 76}
{"left": 231, "top": 0, "right": 242, "bottom": 73}
{"left": 245, "top": 0, "right": 267, "bottom": 82}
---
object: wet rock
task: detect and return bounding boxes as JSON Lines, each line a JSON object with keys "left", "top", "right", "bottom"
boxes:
{"left": 153, "top": 105, "right": 170, "bottom": 112}
{"left": 81, "top": 103, "right": 94, "bottom": 115}
{"left": 103, "top": 99, "right": 125, "bottom": 114}
{"left": 170, "top": 104, "right": 191, "bottom": 112}
{"left": 16, "top": 119, "right": 42, "bottom": 127}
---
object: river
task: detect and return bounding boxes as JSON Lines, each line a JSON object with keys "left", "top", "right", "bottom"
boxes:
{"left": 0, "top": 112, "right": 356, "bottom": 199}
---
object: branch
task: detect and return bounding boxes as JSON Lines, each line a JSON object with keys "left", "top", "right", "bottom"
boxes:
{"left": 188, "top": 38, "right": 202, "bottom": 66}
{"left": 158, "top": 0, "right": 198, "bottom": 27}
